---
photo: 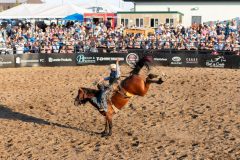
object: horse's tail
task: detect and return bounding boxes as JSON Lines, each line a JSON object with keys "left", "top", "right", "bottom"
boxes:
{"left": 130, "top": 55, "right": 153, "bottom": 75}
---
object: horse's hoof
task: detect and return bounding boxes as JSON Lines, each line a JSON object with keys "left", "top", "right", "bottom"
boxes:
{"left": 148, "top": 74, "right": 158, "bottom": 79}
{"left": 101, "top": 131, "right": 108, "bottom": 137}
{"left": 101, "top": 133, "right": 109, "bottom": 137}
{"left": 101, "top": 131, "right": 112, "bottom": 137}
{"left": 157, "top": 78, "right": 164, "bottom": 84}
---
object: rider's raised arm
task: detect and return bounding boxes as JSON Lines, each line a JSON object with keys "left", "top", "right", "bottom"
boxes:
{"left": 116, "top": 59, "right": 121, "bottom": 78}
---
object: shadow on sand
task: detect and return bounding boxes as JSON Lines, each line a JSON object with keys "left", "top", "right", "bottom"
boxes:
{"left": 0, "top": 104, "right": 100, "bottom": 135}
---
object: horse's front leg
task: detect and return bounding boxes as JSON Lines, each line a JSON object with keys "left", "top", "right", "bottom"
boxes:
{"left": 102, "top": 113, "right": 113, "bottom": 137}
{"left": 108, "top": 119, "right": 113, "bottom": 136}
{"left": 101, "top": 117, "right": 109, "bottom": 136}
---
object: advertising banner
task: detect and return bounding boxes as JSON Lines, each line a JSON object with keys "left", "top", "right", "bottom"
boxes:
{"left": 0, "top": 51, "right": 239, "bottom": 69}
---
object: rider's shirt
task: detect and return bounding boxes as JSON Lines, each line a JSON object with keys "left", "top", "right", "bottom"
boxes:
{"left": 104, "top": 63, "right": 120, "bottom": 84}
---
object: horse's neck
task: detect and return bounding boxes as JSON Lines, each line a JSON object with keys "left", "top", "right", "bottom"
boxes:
{"left": 82, "top": 88, "right": 99, "bottom": 100}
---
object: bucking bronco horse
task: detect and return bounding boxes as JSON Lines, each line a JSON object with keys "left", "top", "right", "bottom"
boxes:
{"left": 74, "top": 56, "right": 164, "bottom": 137}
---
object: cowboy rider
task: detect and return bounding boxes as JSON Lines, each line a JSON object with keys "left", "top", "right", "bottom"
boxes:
{"left": 97, "top": 59, "right": 121, "bottom": 112}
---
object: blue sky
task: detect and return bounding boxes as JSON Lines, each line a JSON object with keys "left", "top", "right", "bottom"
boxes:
{"left": 43, "top": 0, "right": 134, "bottom": 10}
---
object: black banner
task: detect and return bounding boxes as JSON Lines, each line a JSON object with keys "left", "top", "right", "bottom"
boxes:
{"left": 0, "top": 51, "right": 239, "bottom": 69}
{"left": 0, "top": 55, "right": 15, "bottom": 68}
{"left": 15, "top": 54, "right": 40, "bottom": 67}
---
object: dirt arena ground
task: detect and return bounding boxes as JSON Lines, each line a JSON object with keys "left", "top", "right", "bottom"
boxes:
{"left": 0, "top": 65, "right": 239, "bottom": 160}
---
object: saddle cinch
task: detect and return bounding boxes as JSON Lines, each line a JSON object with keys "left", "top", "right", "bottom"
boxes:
{"left": 93, "top": 80, "right": 134, "bottom": 109}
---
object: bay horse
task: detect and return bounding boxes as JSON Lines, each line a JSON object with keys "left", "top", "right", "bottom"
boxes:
{"left": 74, "top": 56, "right": 164, "bottom": 137}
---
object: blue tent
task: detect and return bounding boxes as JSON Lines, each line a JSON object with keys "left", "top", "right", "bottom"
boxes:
{"left": 63, "top": 13, "right": 84, "bottom": 21}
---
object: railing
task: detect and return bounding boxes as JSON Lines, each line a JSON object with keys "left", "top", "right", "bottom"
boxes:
{"left": 0, "top": 40, "right": 239, "bottom": 55}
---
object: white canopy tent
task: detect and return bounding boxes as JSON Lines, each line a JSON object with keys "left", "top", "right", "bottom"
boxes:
{"left": 0, "top": 3, "right": 54, "bottom": 19}
{"left": 0, "top": 3, "right": 90, "bottom": 19}
{"left": 35, "top": 4, "right": 90, "bottom": 19}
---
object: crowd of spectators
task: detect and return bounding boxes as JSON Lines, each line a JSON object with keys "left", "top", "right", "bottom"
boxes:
{"left": 0, "top": 19, "right": 240, "bottom": 55}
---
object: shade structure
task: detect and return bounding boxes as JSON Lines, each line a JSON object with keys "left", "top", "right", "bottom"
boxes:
{"left": 63, "top": 13, "right": 84, "bottom": 21}
{"left": 0, "top": 3, "right": 90, "bottom": 19}
{"left": 36, "top": 4, "right": 90, "bottom": 19}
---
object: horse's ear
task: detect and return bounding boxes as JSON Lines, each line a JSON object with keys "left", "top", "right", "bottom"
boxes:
{"left": 79, "top": 87, "right": 84, "bottom": 94}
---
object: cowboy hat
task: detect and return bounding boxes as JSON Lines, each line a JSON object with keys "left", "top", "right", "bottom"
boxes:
{"left": 110, "top": 64, "right": 116, "bottom": 69}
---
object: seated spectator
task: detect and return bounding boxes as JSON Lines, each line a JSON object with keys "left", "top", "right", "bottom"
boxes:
{"left": 119, "top": 46, "right": 128, "bottom": 53}
{"left": 127, "top": 41, "right": 134, "bottom": 49}
{"left": 110, "top": 47, "right": 118, "bottom": 53}
{"left": 16, "top": 43, "right": 24, "bottom": 54}
{"left": 211, "top": 49, "right": 219, "bottom": 55}
{"left": 45, "top": 43, "right": 52, "bottom": 54}
{"left": 163, "top": 41, "right": 171, "bottom": 49}
{"left": 90, "top": 45, "right": 98, "bottom": 53}
{"left": 66, "top": 41, "right": 74, "bottom": 54}
{"left": 40, "top": 44, "right": 46, "bottom": 53}
{"left": 224, "top": 43, "right": 232, "bottom": 51}
{"left": 59, "top": 45, "right": 67, "bottom": 54}
{"left": 177, "top": 41, "right": 186, "bottom": 50}
{"left": 134, "top": 41, "right": 141, "bottom": 48}
{"left": 32, "top": 41, "right": 40, "bottom": 53}
{"left": 52, "top": 42, "right": 60, "bottom": 53}
{"left": 24, "top": 44, "right": 30, "bottom": 53}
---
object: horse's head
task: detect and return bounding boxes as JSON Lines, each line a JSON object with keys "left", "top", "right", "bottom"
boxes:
{"left": 74, "top": 88, "right": 88, "bottom": 106}
{"left": 130, "top": 55, "right": 153, "bottom": 75}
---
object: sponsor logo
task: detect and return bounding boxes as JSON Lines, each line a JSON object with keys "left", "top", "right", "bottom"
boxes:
{"left": 96, "top": 57, "right": 124, "bottom": 61}
{"left": 0, "top": 57, "right": 13, "bottom": 66}
{"left": 40, "top": 59, "right": 45, "bottom": 63}
{"left": 76, "top": 54, "right": 95, "bottom": 64}
{"left": 186, "top": 58, "right": 198, "bottom": 64}
{"left": 171, "top": 56, "right": 182, "bottom": 65}
{"left": 48, "top": 57, "right": 53, "bottom": 63}
{"left": 172, "top": 56, "right": 181, "bottom": 62}
{"left": 48, "top": 57, "right": 73, "bottom": 63}
{"left": 126, "top": 53, "right": 139, "bottom": 66}
{"left": 16, "top": 57, "right": 21, "bottom": 64}
{"left": 206, "top": 56, "right": 226, "bottom": 68}
{"left": 16, "top": 57, "right": 38, "bottom": 64}
{"left": 154, "top": 58, "right": 168, "bottom": 61}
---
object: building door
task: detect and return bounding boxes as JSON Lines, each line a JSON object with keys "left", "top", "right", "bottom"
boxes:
{"left": 192, "top": 16, "right": 202, "bottom": 25}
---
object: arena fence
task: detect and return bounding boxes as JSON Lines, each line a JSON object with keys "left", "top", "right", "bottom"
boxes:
{"left": 0, "top": 50, "right": 239, "bottom": 69}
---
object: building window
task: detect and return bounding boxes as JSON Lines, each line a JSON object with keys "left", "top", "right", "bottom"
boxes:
{"left": 136, "top": 18, "right": 143, "bottom": 27}
{"left": 121, "top": 18, "right": 124, "bottom": 25}
{"left": 140, "top": 19, "right": 143, "bottom": 27}
{"left": 125, "top": 19, "right": 129, "bottom": 27}
{"left": 166, "top": 18, "right": 174, "bottom": 26}
{"left": 121, "top": 18, "right": 129, "bottom": 27}
{"left": 150, "top": 18, "right": 159, "bottom": 28}
{"left": 192, "top": 16, "right": 202, "bottom": 25}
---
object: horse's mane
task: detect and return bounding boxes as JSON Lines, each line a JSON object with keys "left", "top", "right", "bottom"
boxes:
{"left": 130, "top": 55, "right": 153, "bottom": 75}
{"left": 81, "top": 87, "right": 99, "bottom": 95}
